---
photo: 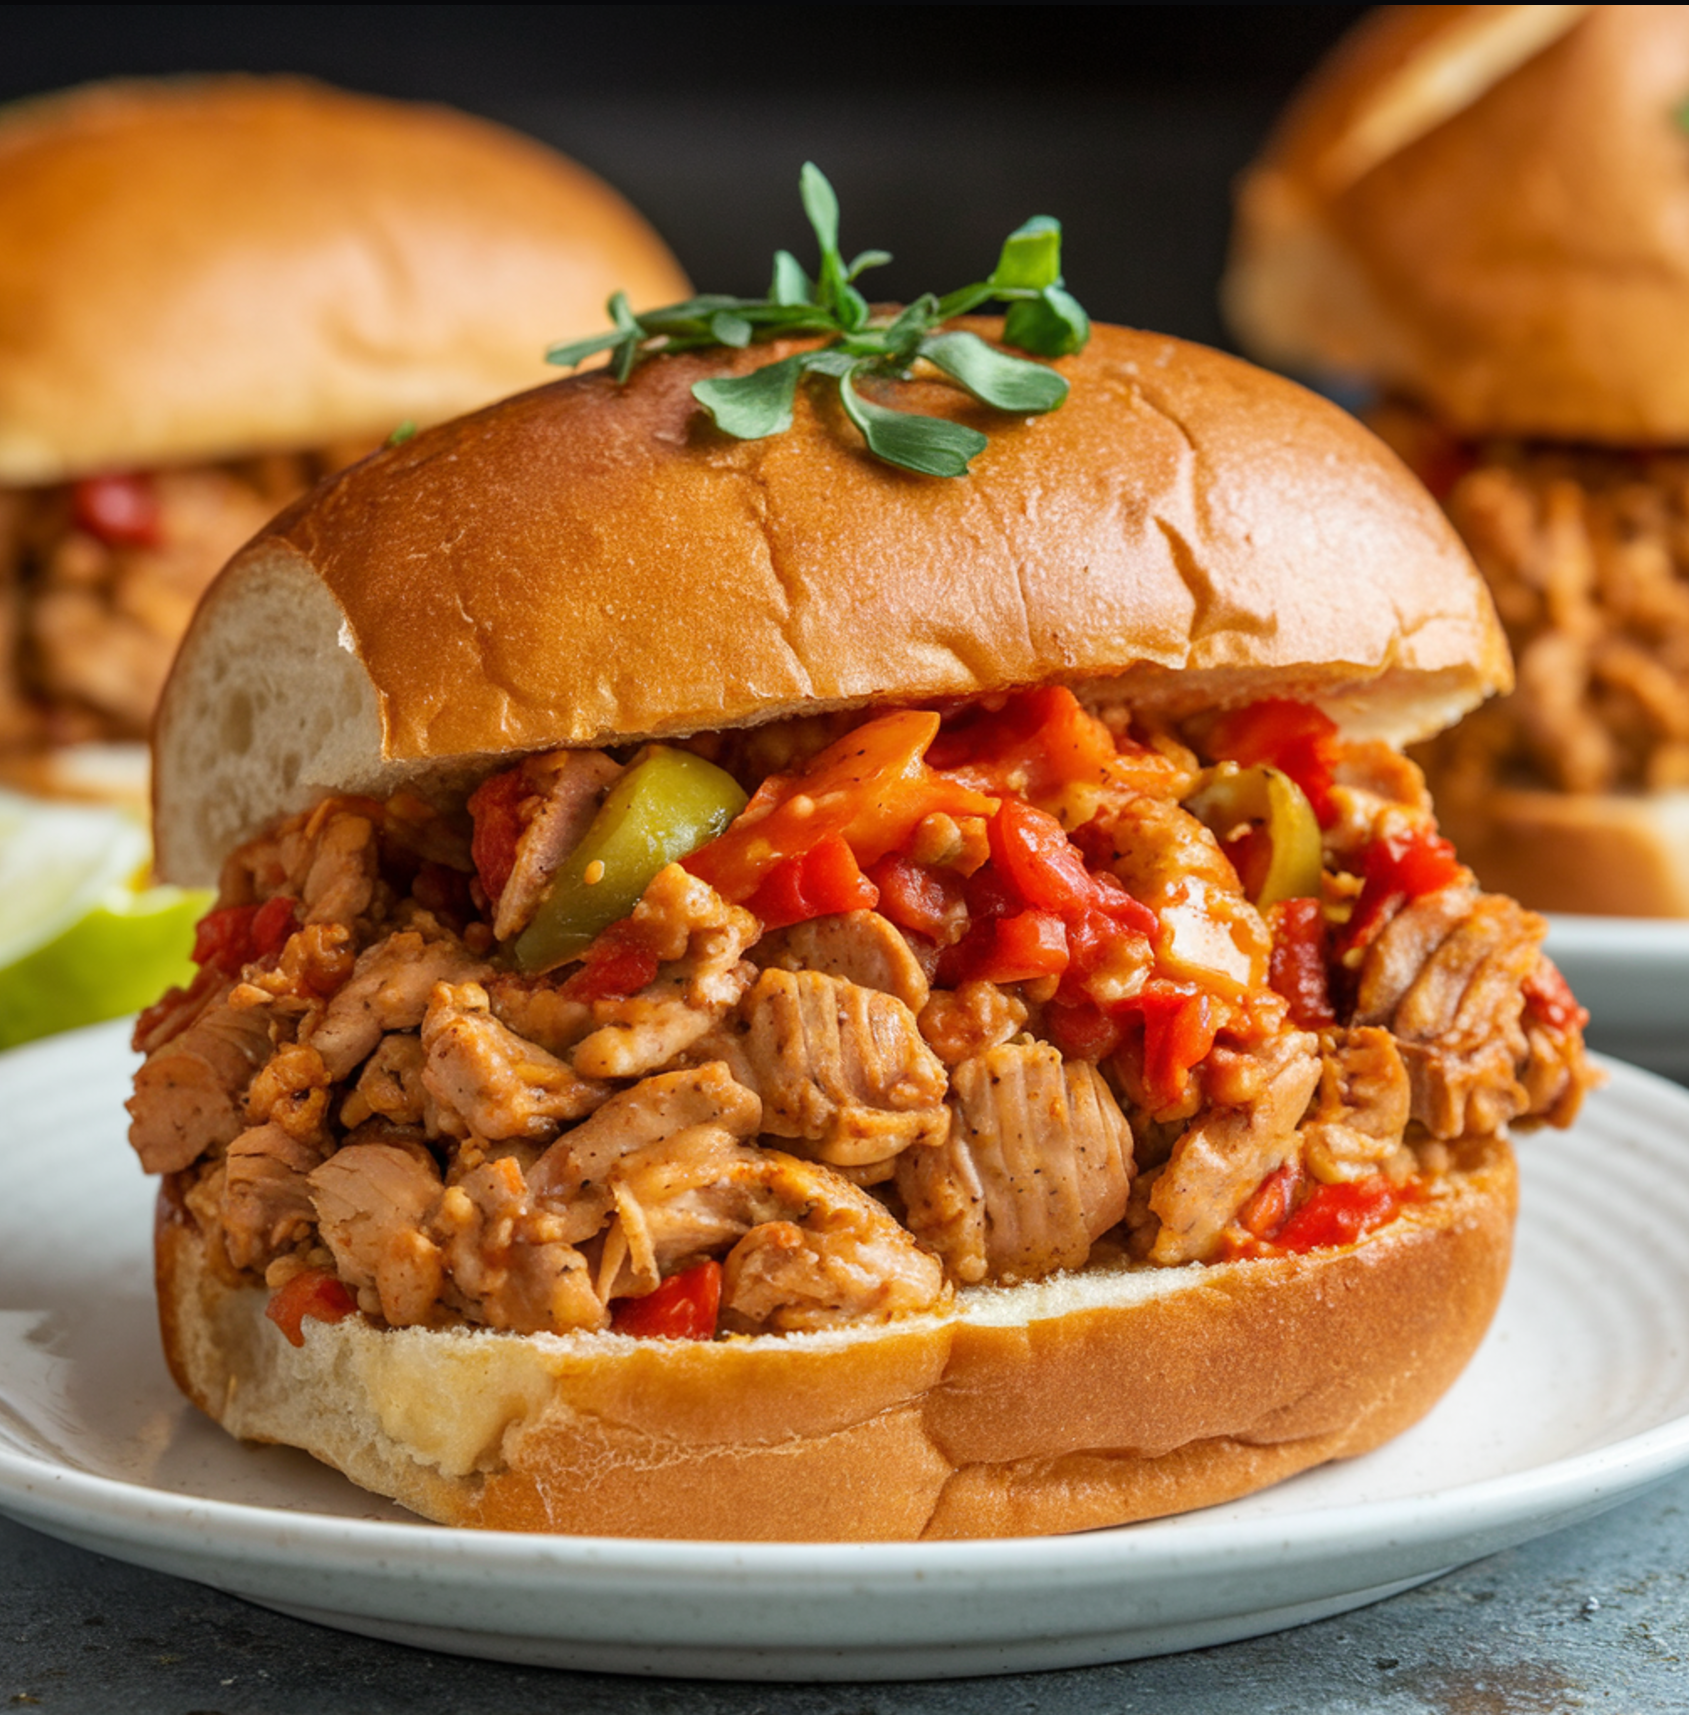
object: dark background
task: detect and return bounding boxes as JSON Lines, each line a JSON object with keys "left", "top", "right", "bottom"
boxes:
{"left": 1, "top": 3, "right": 1367, "bottom": 350}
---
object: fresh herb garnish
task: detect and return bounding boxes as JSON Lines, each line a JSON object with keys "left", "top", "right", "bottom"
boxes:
{"left": 545, "top": 163, "right": 1089, "bottom": 478}
{"left": 386, "top": 420, "right": 418, "bottom": 446}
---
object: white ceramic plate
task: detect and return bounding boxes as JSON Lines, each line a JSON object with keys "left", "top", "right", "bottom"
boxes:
{"left": 3, "top": 1023, "right": 1689, "bottom": 1681}
{"left": 1545, "top": 914, "right": 1689, "bottom": 1080}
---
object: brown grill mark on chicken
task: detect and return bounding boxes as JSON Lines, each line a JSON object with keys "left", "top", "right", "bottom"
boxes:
{"left": 897, "top": 1043, "right": 1133, "bottom": 1285}
{"left": 700, "top": 968, "right": 949, "bottom": 1171}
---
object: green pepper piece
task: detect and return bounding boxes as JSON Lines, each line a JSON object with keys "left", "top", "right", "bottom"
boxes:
{"left": 513, "top": 747, "right": 748, "bottom": 974}
{"left": 1182, "top": 763, "right": 1323, "bottom": 910}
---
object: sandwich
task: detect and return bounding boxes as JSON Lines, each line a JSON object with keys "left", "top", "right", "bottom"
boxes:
{"left": 127, "top": 194, "right": 1592, "bottom": 1540}
{"left": 1225, "top": 3, "right": 1689, "bottom": 915}
{"left": 0, "top": 74, "right": 688, "bottom": 785}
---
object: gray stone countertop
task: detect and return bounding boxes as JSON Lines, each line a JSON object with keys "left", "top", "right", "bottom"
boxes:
{"left": 6, "top": 1476, "right": 1687, "bottom": 1714}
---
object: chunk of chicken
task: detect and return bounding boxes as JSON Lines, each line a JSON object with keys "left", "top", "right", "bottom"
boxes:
{"left": 421, "top": 981, "right": 609, "bottom": 1141}
{"left": 221, "top": 1123, "right": 327, "bottom": 1271}
{"left": 128, "top": 995, "right": 274, "bottom": 1173}
{"left": 432, "top": 1152, "right": 605, "bottom": 1333}
{"left": 570, "top": 865, "right": 759, "bottom": 1080}
{"left": 753, "top": 910, "right": 931, "bottom": 1014}
{"left": 343, "top": 1033, "right": 430, "bottom": 1129}
{"left": 1300, "top": 1027, "right": 1411, "bottom": 1184}
{"left": 896, "top": 1042, "right": 1133, "bottom": 1285}
{"left": 307, "top": 1142, "right": 447, "bottom": 1326}
{"left": 492, "top": 749, "right": 623, "bottom": 941}
{"left": 1147, "top": 1029, "right": 1321, "bottom": 1265}
{"left": 307, "top": 931, "right": 492, "bottom": 1081}
{"left": 917, "top": 980, "right": 1028, "bottom": 1067}
{"left": 1352, "top": 886, "right": 1546, "bottom": 1138}
{"left": 699, "top": 968, "right": 950, "bottom": 1169}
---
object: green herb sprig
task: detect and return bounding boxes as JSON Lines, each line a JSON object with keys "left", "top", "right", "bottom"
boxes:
{"left": 545, "top": 164, "right": 1090, "bottom": 478}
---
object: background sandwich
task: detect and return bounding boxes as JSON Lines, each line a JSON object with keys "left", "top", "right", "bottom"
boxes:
{"left": 1225, "top": 4, "right": 1689, "bottom": 916}
{"left": 126, "top": 207, "right": 1592, "bottom": 1537}
{"left": 0, "top": 73, "right": 688, "bottom": 790}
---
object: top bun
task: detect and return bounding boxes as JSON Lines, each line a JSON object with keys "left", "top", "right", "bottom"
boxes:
{"left": 0, "top": 76, "right": 690, "bottom": 482}
{"left": 153, "top": 322, "right": 1509, "bottom": 885}
{"left": 1225, "top": 5, "right": 1689, "bottom": 443}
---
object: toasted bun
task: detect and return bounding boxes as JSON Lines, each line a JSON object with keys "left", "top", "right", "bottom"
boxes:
{"left": 0, "top": 77, "right": 690, "bottom": 483}
{"left": 156, "top": 1136, "right": 1515, "bottom": 1539}
{"left": 152, "top": 322, "right": 1509, "bottom": 885}
{"left": 1432, "top": 785, "right": 1689, "bottom": 917}
{"left": 1225, "top": 6, "right": 1689, "bottom": 442}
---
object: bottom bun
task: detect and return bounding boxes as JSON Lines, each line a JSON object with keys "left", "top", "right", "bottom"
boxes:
{"left": 156, "top": 1138, "right": 1516, "bottom": 1541}
{"left": 1434, "top": 786, "right": 1689, "bottom": 918}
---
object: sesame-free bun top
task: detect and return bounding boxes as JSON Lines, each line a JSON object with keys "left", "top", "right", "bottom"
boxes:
{"left": 0, "top": 76, "right": 691, "bottom": 483}
{"left": 153, "top": 322, "right": 1509, "bottom": 885}
{"left": 1225, "top": 5, "right": 1689, "bottom": 443}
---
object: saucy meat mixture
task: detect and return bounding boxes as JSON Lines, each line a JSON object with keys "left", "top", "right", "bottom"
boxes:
{"left": 128, "top": 688, "right": 1593, "bottom": 1344}
{"left": 0, "top": 450, "right": 360, "bottom": 747}
{"left": 1372, "top": 401, "right": 1689, "bottom": 803}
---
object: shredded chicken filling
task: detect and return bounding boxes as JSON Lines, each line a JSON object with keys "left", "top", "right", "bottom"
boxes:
{"left": 129, "top": 689, "right": 1594, "bottom": 1339}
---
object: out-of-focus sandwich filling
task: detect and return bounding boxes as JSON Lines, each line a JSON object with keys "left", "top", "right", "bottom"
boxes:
{"left": 1373, "top": 401, "right": 1689, "bottom": 805}
{"left": 128, "top": 688, "right": 1593, "bottom": 1343}
{"left": 0, "top": 451, "right": 361, "bottom": 748}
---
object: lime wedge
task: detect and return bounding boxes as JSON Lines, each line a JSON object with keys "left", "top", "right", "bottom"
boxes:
{"left": 0, "top": 790, "right": 212, "bottom": 1050}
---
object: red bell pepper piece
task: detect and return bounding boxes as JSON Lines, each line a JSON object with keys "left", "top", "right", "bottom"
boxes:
{"left": 1522, "top": 957, "right": 1588, "bottom": 1035}
{"left": 559, "top": 920, "right": 661, "bottom": 1002}
{"left": 1338, "top": 825, "right": 1464, "bottom": 960}
{"left": 1267, "top": 897, "right": 1335, "bottom": 1028}
{"left": 190, "top": 896, "right": 298, "bottom": 976}
{"left": 266, "top": 1269, "right": 356, "bottom": 1347}
{"left": 1116, "top": 983, "right": 1221, "bottom": 1112}
{"left": 745, "top": 835, "right": 880, "bottom": 931}
{"left": 867, "top": 852, "right": 966, "bottom": 942}
{"left": 1273, "top": 1174, "right": 1408, "bottom": 1253}
{"left": 467, "top": 765, "right": 527, "bottom": 906}
{"left": 925, "top": 685, "right": 1119, "bottom": 801}
{"left": 611, "top": 1259, "right": 722, "bottom": 1340}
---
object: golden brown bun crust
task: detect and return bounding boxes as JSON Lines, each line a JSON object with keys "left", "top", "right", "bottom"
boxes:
{"left": 1226, "top": 6, "right": 1689, "bottom": 442}
{"left": 153, "top": 321, "right": 1508, "bottom": 884}
{"left": 0, "top": 77, "right": 690, "bottom": 482}
{"left": 156, "top": 1138, "right": 1516, "bottom": 1539}
{"left": 1433, "top": 785, "right": 1689, "bottom": 917}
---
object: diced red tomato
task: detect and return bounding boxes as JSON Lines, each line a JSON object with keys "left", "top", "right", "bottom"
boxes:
{"left": 265, "top": 1269, "right": 356, "bottom": 1347}
{"left": 190, "top": 896, "right": 298, "bottom": 976}
{"left": 1338, "top": 824, "right": 1464, "bottom": 959}
{"left": 1045, "top": 997, "right": 1124, "bottom": 1062}
{"left": 1208, "top": 700, "right": 1342, "bottom": 827}
{"left": 467, "top": 766, "right": 527, "bottom": 906}
{"left": 685, "top": 710, "right": 996, "bottom": 902}
{"left": 610, "top": 1259, "right": 722, "bottom": 1340}
{"left": 961, "top": 909, "right": 1070, "bottom": 984}
{"left": 745, "top": 835, "right": 879, "bottom": 931}
{"left": 925, "top": 686, "right": 1118, "bottom": 801}
{"left": 867, "top": 852, "right": 965, "bottom": 942}
{"left": 1273, "top": 1174, "right": 1412, "bottom": 1253}
{"left": 559, "top": 920, "right": 660, "bottom": 1002}
{"left": 1267, "top": 896, "right": 1335, "bottom": 1028}
{"left": 1115, "top": 982, "right": 1221, "bottom": 1112}
{"left": 988, "top": 796, "right": 1099, "bottom": 916}
{"left": 1523, "top": 958, "right": 1588, "bottom": 1034}
{"left": 72, "top": 472, "right": 161, "bottom": 548}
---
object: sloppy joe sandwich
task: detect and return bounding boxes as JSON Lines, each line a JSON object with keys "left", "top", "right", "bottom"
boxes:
{"left": 129, "top": 307, "right": 1592, "bottom": 1540}
{"left": 0, "top": 75, "right": 687, "bottom": 778}
{"left": 1226, "top": 4, "right": 1689, "bottom": 914}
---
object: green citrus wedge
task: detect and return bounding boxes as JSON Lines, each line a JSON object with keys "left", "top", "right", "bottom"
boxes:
{"left": 0, "top": 790, "right": 211, "bottom": 1050}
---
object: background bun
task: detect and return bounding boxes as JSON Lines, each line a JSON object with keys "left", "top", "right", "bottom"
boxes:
{"left": 152, "top": 322, "right": 1508, "bottom": 884}
{"left": 1225, "top": 5, "right": 1689, "bottom": 443}
{"left": 157, "top": 1136, "right": 1515, "bottom": 1540}
{"left": 0, "top": 76, "right": 690, "bottom": 482}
